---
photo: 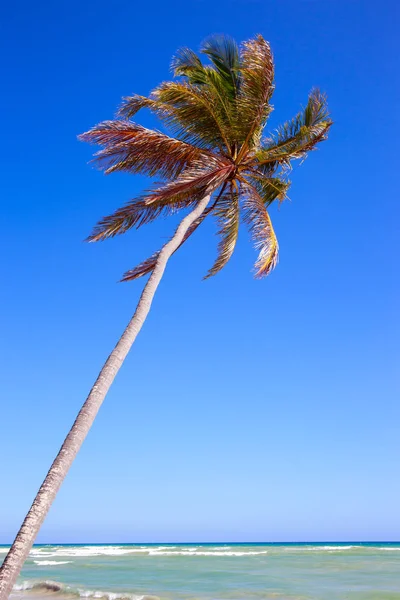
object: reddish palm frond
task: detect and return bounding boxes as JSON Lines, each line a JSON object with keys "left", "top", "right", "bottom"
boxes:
{"left": 87, "top": 161, "right": 234, "bottom": 242}
{"left": 242, "top": 184, "right": 279, "bottom": 278}
{"left": 258, "top": 89, "right": 332, "bottom": 164}
{"left": 121, "top": 206, "right": 214, "bottom": 282}
{"left": 204, "top": 183, "right": 240, "bottom": 278}
{"left": 79, "top": 121, "right": 212, "bottom": 179}
{"left": 145, "top": 160, "right": 233, "bottom": 204}
{"left": 87, "top": 196, "right": 187, "bottom": 242}
{"left": 120, "top": 252, "right": 159, "bottom": 281}
{"left": 236, "top": 35, "right": 274, "bottom": 153}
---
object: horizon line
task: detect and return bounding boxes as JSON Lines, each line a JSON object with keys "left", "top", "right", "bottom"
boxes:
{"left": 1, "top": 540, "right": 399, "bottom": 546}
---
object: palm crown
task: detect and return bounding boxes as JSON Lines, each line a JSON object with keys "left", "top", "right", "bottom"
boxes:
{"left": 80, "top": 34, "right": 332, "bottom": 280}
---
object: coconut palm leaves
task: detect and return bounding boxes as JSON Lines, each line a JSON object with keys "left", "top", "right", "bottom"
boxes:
{"left": 86, "top": 159, "right": 233, "bottom": 242}
{"left": 257, "top": 89, "right": 331, "bottom": 165}
{"left": 205, "top": 183, "right": 240, "bottom": 279}
{"left": 80, "top": 34, "right": 332, "bottom": 278}
{"left": 235, "top": 35, "right": 275, "bottom": 153}
{"left": 81, "top": 120, "right": 214, "bottom": 178}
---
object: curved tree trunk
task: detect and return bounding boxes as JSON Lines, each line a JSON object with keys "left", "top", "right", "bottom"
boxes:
{"left": 0, "top": 193, "right": 211, "bottom": 600}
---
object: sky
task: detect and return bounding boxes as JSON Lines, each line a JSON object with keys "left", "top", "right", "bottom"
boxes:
{"left": 0, "top": 0, "right": 398, "bottom": 544}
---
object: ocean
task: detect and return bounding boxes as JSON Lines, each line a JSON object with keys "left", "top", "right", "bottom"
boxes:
{"left": 2, "top": 543, "right": 400, "bottom": 600}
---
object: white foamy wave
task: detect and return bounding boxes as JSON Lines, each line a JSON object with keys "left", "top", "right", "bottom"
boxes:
{"left": 76, "top": 590, "right": 153, "bottom": 600}
{"left": 13, "top": 582, "right": 34, "bottom": 591}
{"left": 33, "top": 560, "right": 73, "bottom": 566}
{"left": 379, "top": 547, "right": 400, "bottom": 551}
{"left": 296, "top": 545, "right": 360, "bottom": 552}
{"left": 30, "top": 546, "right": 147, "bottom": 558}
{"left": 23, "top": 546, "right": 269, "bottom": 559}
{"left": 28, "top": 545, "right": 253, "bottom": 558}
{"left": 148, "top": 550, "right": 268, "bottom": 556}
{"left": 13, "top": 580, "right": 159, "bottom": 600}
{"left": 315, "top": 546, "right": 362, "bottom": 550}
{"left": 147, "top": 546, "right": 176, "bottom": 550}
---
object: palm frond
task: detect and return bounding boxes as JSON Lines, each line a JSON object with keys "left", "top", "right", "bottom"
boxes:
{"left": 86, "top": 196, "right": 184, "bottom": 242}
{"left": 172, "top": 51, "right": 237, "bottom": 130}
{"left": 117, "top": 92, "right": 219, "bottom": 150}
{"left": 151, "top": 81, "right": 232, "bottom": 150}
{"left": 81, "top": 34, "right": 332, "bottom": 281}
{"left": 205, "top": 183, "right": 240, "bottom": 278}
{"left": 121, "top": 206, "right": 214, "bottom": 282}
{"left": 250, "top": 159, "right": 279, "bottom": 178}
{"left": 116, "top": 94, "right": 156, "bottom": 119}
{"left": 144, "top": 159, "right": 232, "bottom": 205}
{"left": 242, "top": 184, "right": 279, "bottom": 277}
{"left": 171, "top": 47, "right": 205, "bottom": 81}
{"left": 235, "top": 35, "right": 274, "bottom": 151}
{"left": 200, "top": 35, "right": 240, "bottom": 99}
{"left": 243, "top": 173, "right": 290, "bottom": 207}
{"left": 119, "top": 82, "right": 232, "bottom": 151}
{"left": 87, "top": 161, "right": 233, "bottom": 242}
{"left": 79, "top": 120, "right": 212, "bottom": 178}
{"left": 258, "top": 89, "right": 332, "bottom": 164}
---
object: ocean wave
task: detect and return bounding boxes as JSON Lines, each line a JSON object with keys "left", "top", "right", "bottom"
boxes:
{"left": 29, "top": 546, "right": 147, "bottom": 558}
{"left": 301, "top": 545, "right": 400, "bottom": 553}
{"left": 312, "top": 545, "right": 359, "bottom": 551}
{"left": 27, "top": 546, "right": 265, "bottom": 558}
{"left": 13, "top": 580, "right": 159, "bottom": 600}
{"left": 147, "top": 550, "right": 268, "bottom": 556}
{"left": 33, "top": 561, "right": 73, "bottom": 566}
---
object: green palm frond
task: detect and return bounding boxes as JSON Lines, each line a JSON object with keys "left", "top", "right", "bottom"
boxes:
{"left": 117, "top": 94, "right": 158, "bottom": 119}
{"left": 171, "top": 47, "right": 204, "bottom": 79}
{"left": 172, "top": 35, "right": 240, "bottom": 101}
{"left": 257, "top": 89, "right": 332, "bottom": 164}
{"left": 205, "top": 183, "right": 240, "bottom": 278}
{"left": 242, "top": 184, "right": 279, "bottom": 277}
{"left": 79, "top": 121, "right": 212, "bottom": 178}
{"left": 200, "top": 35, "right": 240, "bottom": 100}
{"left": 118, "top": 88, "right": 228, "bottom": 151}
{"left": 244, "top": 173, "right": 290, "bottom": 207}
{"left": 152, "top": 81, "right": 232, "bottom": 150}
{"left": 171, "top": 52, "right": 236, "bottom": 129}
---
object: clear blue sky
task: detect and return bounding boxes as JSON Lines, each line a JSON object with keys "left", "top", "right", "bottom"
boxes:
{"left": 0, "top": 0, "right": 398, "bottom": 544}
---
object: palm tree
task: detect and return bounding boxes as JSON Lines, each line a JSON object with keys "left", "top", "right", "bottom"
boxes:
{"left": 0, "top": 34, "right": 332, "bottom": 599}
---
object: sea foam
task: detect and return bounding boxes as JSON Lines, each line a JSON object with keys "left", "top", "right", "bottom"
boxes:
{"left": 29, "top": 546, "right": 145, "bottom": 558}
{"left": 26, "top": 545, "right": 266, "bottom": 559}
{"left": 13, "top": 580, "right": 158, "bottom": 600}
{"left": 147, "top": 549, "right": 268, "bottom": 556}
{"left": 33, "top": 561, "right": 73, "bottom": 566}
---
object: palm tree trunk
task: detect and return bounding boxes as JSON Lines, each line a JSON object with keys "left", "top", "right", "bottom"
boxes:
{"left": 0, "top": 193, "right": 211, "bottom": 600}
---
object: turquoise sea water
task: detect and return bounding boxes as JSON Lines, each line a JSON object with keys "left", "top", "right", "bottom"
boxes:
{"left": 2, "top": 543, "right": 400, "bottom": 600}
